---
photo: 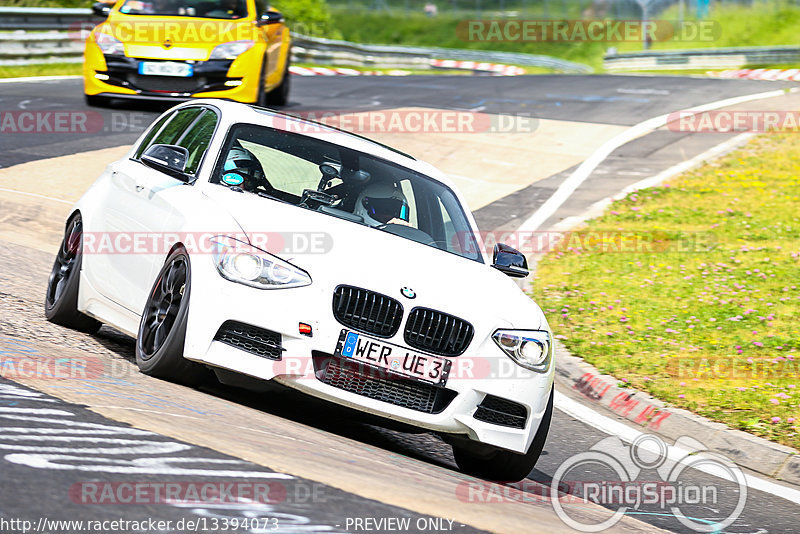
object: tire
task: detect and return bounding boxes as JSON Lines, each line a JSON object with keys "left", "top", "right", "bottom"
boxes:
{"left": 454, "top": 387, "right": 553, "bottom": 482}
{"left": 44, "top": 213, "right": 102, "bottom": 334}
{"left": 252, "top": 53, "right": 269, "bottom": 107}
{"left": 84, "top": 94, "right": 110, "bottom": 108}
{"left": 135, "top": 247, "right": 209, "bottom": 385}
{"left": 266, "top": 54, "right": 291, "bottom": 107}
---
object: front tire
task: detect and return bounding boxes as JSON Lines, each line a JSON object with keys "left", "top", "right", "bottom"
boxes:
{"left": 454, "top": 388, "right": 553, "bottom": 482}
{"left": 135, "top": 248, "right": 208, "bottom": 385}
{"left": 44, "top": 213, "right": 102, "bottom": 334}
{"left": 266, "top": 54, "right": 291, "bottom": 107}
{"left": 84, "top": 94, "right": 110, "bottom": 108}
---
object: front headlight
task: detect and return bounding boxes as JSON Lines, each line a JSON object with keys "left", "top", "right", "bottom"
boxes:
{"left": 210, "top": 236, "right": 311, "bottom": 290}
{"left": 492, "top": 329, "right": 552, "bottom": 373}
{"left": 209, "top": 40, "right": 254, "bottom": 60}
{"left": 95, "top": 32, "right": 125, "bottom": 55}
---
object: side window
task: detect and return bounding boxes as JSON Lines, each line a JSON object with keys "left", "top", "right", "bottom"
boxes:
{"left": 135, "top": 107, "right": 203, "bottom": 162}
{"left": 255, "top": 0, "right": 267, "bottom": 15}
{"left": 133, "top": 112, "right": 173, "bottom": 159}
{"left": 175, "top": 110, "right": 218, "bottom": 174}
{"left": 149, "top": 107, "right": 204, "bottom": 147}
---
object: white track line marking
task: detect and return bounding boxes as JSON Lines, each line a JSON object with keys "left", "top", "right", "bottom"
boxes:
{"left": 555, "top": 391, "right": 800, "bottom": 505}
{"left": 550, "top": 132, "right": 755, "bottom": 231}
{"left": 515, "top": 88, "right": 794, "bottom": 234}
{"left": 0, "top": 187, "right": 73, "bottom": 205}
{"left": 544, "top": 87, "right": 800, "bottom": 506}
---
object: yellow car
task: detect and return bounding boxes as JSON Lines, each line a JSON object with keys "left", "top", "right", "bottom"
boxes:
{"left": 84, "top": 0, "right": 291, "bottom": 107}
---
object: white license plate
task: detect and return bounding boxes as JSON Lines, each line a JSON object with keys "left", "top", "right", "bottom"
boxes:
{"left": 138, "top": 61, "right": 193, "bottom": 77}
{"left": 334, "top": 330, "right": 451, "bottom": 385}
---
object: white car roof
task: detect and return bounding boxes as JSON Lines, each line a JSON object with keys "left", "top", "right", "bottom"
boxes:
{"left": 189, "top": 99, "right": 460, "bottom": 192}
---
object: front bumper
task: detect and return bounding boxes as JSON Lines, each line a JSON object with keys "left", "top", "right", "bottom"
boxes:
{"left": 182, "top": 262, "right": 554, "bottom": 454}
{"left": 83, "top": 54, "right": 260, "bottom": 103}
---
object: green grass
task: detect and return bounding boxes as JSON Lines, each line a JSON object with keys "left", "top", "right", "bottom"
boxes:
{"left": 331, "top": 2, "right": 800, "bottom": 73}
{"left": 330, "top": 11, "right": 608, "bottom": 71}
{"left": 0, "top": 63, "right": 82, "bottom": 79}
{"left": 533, "top": 134, "right": 800, "bottom": 448}
{"left": 616, "top": 2, "right": 800, "bottom": 53}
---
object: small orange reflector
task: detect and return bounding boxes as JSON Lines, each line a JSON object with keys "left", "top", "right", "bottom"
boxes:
{"left": 299, "top": 323, "right": 312, "bottom": 336}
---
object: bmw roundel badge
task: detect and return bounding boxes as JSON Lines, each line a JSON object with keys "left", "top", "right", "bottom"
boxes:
{"left": 400, "top": 287, "right": 416, "bottom": 299}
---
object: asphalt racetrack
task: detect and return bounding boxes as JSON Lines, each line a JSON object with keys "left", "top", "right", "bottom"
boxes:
{"left": 1, "top": 74, "right": 800, "bottom": 533}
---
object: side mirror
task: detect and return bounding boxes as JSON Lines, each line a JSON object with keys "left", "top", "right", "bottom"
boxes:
{"left": 91, "top": 2, "right": 111, "bottom": 17}
{"left": 492, "top": 243, "right": 529, "bottom": 278}
{"left": 256, "top": 10, "right": 284, "bottom": 26}
{"left": 141, "top": 144, "right": 190, "bottom": 181}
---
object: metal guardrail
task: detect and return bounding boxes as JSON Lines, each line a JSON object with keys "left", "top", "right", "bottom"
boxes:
{"left": 0, "top": 32, "right": 84, "bottom": 63}
{"left": 604, "top": 45, "right": 800, "bottom": 71}
{"left": 290, "top": 35, "right": 435, "bottom": 69}
{"left": 0, "top": 6, "right": 591, "bottom": 72}
{"left": 425, "top": 46, "right": 592, "bottom": 71}
{"left": 0, "top": 6, "right": 91, "bottom": 31}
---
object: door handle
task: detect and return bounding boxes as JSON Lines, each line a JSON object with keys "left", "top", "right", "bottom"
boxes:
{"left": 135, "top": 185, "right": 145, "bottom": 192}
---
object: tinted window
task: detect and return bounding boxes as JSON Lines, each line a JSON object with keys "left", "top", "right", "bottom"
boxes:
{"left": 119, "top": 0, "right": 250, "bottom": 19}
{"left": 119, "top": 0, "right": 247, "bottom": 19}
{"left": 150, "top": 107, "right": 204, "bottom": 147}
{"left": 213, "top": 124, "right": 483, "bottom": 263}
{"left": 135, "top": 107, "right": 204, "bottom": 168}
{"left": 134, "top": 112, "right": 172, "bottom": 159}
{"left": 175, "top": 110, "right": 218, "bottom": 174}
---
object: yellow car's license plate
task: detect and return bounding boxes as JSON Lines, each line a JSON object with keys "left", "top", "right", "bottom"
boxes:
{"left": 138, "top": 61, "right": 193, "bottom": 77}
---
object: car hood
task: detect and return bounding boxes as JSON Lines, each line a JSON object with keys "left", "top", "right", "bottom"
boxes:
{"left": 102, "top": 16, "right": 252, "bottom": 60}
{"left": 203, "top": 187, "right": 544, "bottom": 330}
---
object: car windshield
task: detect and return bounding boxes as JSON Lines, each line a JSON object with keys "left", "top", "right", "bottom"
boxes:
{"left": 211, "top": 123, "right": 484, "bottom": 263}
{"left": 118, "top": 0, "right": 249, "bottom": 19}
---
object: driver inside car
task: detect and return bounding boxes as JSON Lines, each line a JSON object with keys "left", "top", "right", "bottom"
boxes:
{"left": 354, "top": 181, "right": 411, "bottom": 227}
{"left": 220, "top": 146, "right": 271, "bottom": 193}
{"left": 205, "top": 0, "right": 246, "bottom": 18}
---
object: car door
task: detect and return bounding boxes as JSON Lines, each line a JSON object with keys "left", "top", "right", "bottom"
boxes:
{"left": 92, "top": 106, "right": 218, "bottom": 315}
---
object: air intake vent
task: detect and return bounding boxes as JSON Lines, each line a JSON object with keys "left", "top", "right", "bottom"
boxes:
{"left": 314, "top": 354, "right": 456, "bottom": 414}
{"left": 332, "top": 285, "right": 403, "bottom": 338}
{"left": 474, "top": 395, "right": 527, "bottom": 429}
{"left": 404, "top": 307, "right": 473, "bottom": 356}
{"left": 214, "top": 321, "right": 283, "bottom": 360}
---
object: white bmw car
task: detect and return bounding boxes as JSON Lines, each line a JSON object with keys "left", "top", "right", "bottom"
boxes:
{"left": 45, "top": 99, "right": 554, "bottom": 481}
